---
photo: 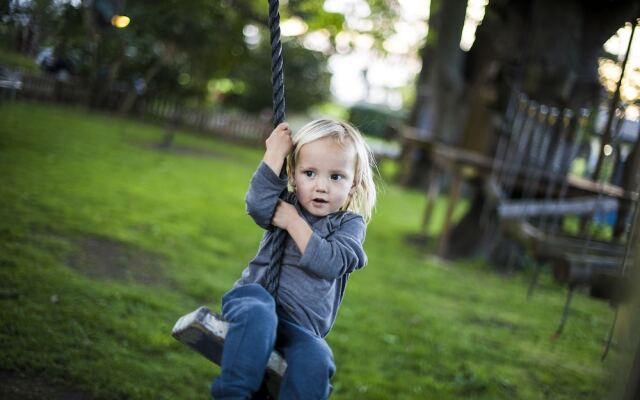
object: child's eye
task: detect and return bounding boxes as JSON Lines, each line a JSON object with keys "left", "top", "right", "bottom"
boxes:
{"left": 304, "top": 170, "right": 315, "bottom": 177}
{"left": 331, "top": 174, "right": 343, "bottom": 181}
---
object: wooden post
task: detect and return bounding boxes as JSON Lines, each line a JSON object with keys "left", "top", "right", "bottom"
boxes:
{"left": 438, "top": 171, "right": 462, "bottom": 256}
{"left": 399, "top": 136, "right": 416, "bottom": 186}
{"left": 622, "top": 190, "right": 640, "bottom": 399}
{"left": 421, "top": 168, "right": 441, "bottom": 236}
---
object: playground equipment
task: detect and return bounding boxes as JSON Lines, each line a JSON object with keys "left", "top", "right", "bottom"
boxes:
{"left": 400, "top": 86, "right": 638, "bottom": 358}
{"left": 482, "top": 91, "right": 638, "bottom": 349}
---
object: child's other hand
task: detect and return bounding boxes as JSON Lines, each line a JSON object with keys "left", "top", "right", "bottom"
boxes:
{"left": 272, "top": 199, "right": 313, "bottom": 253}
{"left": 272, "top": 199, "right": 298, "bottom": 230}
{"left": 265, "top": 122, "right": 293, "bottom": 160}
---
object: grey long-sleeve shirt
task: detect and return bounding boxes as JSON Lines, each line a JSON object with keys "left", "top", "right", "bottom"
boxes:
{"left": 234, "top": 161, "right": 368, "bottom": 337}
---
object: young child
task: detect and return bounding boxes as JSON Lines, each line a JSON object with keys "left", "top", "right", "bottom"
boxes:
{"left": 211, "top": 119, "right": 376, "bottom": 399}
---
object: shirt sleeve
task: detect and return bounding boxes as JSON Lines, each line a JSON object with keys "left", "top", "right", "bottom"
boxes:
{"left": 245, "top": 161, "right": 289, "bottom": 230}
{"left": 298, "top": 214, "right": 368, "bottom": 280}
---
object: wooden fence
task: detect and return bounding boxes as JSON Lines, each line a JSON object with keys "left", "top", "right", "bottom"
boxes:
{"left": 0, "top": 67, "right": 271, "bottom": 145}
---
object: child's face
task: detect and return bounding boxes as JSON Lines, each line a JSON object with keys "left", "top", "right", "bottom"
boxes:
{"left": 293, "top": 136, "right": 356, "bottom": 217}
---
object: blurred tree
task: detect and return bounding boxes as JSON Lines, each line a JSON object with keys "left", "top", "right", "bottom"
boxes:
{"left": 448, "top": 1, "right": 640, "bottom": 259}
{"left": 92, "top": 0, "right": 125, "bottom": 28}
{"left": 106, "top": 0, "right": 247, "bottom": 112}
{"left": 3, "top": 0, "right": 59, "bottom": 55}
{"left": 403, "top": 0, "right": 468, "bottom": 187}
{"left": 402, "top": 0, "right": 640, "bottom": 260}
{"left": 2, "top": 0, "right": 398, "bottom": 114}
{"left": 224, "top": 39, "right": 331, "bottom": 114}
{"left": 108, "top": 0, "right": 349, "bottom": 113}
{"left": 404, "top": 0, "right": 640, "bottom": 188}
{"left": 426, "top": 0, "right": 467, "bottom": 145}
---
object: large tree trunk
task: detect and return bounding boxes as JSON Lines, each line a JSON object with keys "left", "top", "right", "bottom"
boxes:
{"left": 408, "top": 44, "right": 435, "bottom": 136}
{"left": 82, "top": 0, "right": 107, "bottom": 109}
{"left": 402, "top": 0, "right": 468, "bottom": 187}
{"left": 428, "top": 0, "right": 468, "bottom": 144}
{"left": 401, "top": 8, "right": 438, "bottom": 187}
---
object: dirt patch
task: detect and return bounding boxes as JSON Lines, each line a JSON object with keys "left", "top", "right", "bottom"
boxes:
{"left": 467, "top": 317, "right": 523, "bottom": 332}
{"left": 0, "top": 371, "right": 93, "bottom": 400}
{"left": 404, "top": 232, "right": 440, "bottom": 253}
{"left": 68, "top": 235, "right": 171, "bottom": 286}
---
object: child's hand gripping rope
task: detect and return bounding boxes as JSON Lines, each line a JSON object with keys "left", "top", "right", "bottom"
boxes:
{"left": 263, "top": 122, "right": 293, "bottom": 176}
{"left": 272, "top": 200, "right": 298, "bottom": 231}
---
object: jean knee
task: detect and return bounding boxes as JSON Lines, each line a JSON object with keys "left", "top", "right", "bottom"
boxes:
{"left": 315, "top": 350, "right": 336, "bottom": 379}
{"left": 281, "top": 354, "right": 333, "bottom": 400}
{"left": 245, "top": 298, "right": 277, "bottom": 330}
{"left": 291, "top": 345, "right": 335, "bottom": 381}
{"left": 223, "top": 285, "right": 277, "bottom": 329}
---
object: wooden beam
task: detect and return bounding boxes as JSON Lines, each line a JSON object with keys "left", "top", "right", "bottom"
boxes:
{"left": 498, "top": 196, "right": 619, "bottom": 219}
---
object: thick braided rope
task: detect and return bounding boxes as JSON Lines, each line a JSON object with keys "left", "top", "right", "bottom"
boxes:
{"left": 268, "top": 0, "right": 286, "bottom": 127}
{"left": 263, "top": 0, "right": 287, "bottom": 297}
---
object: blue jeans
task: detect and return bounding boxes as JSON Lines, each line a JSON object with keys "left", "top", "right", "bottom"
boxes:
{"left": 211, "top": 284, "right": 335, "bottom": 400}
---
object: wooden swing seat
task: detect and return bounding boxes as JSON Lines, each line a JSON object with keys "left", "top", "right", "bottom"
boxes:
{"left": 172, "top": 307, "right": 287, "bottom": 397}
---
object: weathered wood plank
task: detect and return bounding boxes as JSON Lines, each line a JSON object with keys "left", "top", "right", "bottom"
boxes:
{"left": 498, "top": 196, "right": 619, "bottom": 219}
{"left": 172, "top": 307, "right": 286, "bottom": 398}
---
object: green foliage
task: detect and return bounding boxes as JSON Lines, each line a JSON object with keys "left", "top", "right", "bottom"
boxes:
{"left": 348, "top": 103, "right": 405, "bottom": 139}
{"left": 0, "top": 47, "right": 38, "bottom": 71}
{"left": 0, "top": 0, "right": 401, "bottom": 111}
{"left": 59, "top": 1, "right": 340, "bottom": 108}
{"left": 1, "top": 0, "right": 61, "bottom": 51}
{"left": 224, "top": 39, "right": 331, "bottom": 113}
{"left": 0, "top": 102, "right": 621, "bottom": 399}
{"left": 309, "top": 101, "right": 349, "bottom": 120}
{"left": 285, "top": 0, "right": 344, "bottom": 32}
{"left": 92, "top": 0, "right": 124, "bottom": 28}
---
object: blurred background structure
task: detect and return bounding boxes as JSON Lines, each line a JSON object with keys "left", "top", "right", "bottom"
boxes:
{"left": 1, "top": 0, "right": 640, "bottom": 399}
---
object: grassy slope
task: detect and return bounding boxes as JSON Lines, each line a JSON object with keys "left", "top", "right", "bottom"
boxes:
{"left": 0, "top": 102, "right": 617, "bottom": 399}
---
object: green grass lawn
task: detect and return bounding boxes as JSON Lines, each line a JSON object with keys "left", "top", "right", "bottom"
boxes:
{"left": 0, "top": 101, "right": 621, "bottom": 399}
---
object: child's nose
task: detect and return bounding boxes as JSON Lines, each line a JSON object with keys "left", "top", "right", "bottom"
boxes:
{"left": 315, "top": 178, "right": 329, "bottom": 192}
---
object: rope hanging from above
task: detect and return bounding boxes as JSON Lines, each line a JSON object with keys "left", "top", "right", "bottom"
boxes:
{"left": 171, "top": 3, "right": 293, "bottom": 389}
{"left": 263, "top": 0, "right": 287, "bottom": 298}
{"left": 267, "top": 0, "right": 286, "bottom": 127}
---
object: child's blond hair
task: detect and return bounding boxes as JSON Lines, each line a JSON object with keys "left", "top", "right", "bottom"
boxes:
{"left": 287, "top": 119, "right": 376, "bottom": 223}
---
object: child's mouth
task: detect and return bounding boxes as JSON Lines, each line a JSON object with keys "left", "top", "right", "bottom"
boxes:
{"left": 312, "top": 198, "right": 328, "bottom": 205}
